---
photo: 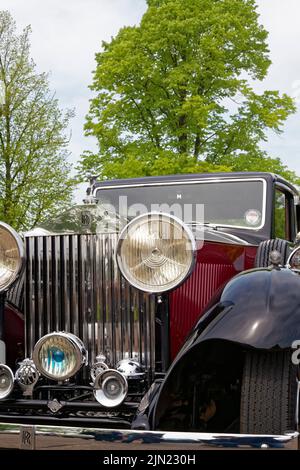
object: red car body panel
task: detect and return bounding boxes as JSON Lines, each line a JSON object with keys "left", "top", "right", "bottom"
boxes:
{"left": 3, "top": 303, "right": 24, "bottom": 367}
{"left": 169, "top": 241, "right": 257, "bottom": 359}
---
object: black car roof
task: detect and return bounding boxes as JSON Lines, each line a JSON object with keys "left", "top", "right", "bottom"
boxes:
{"left": 94, "top": 172, "right": 299, "bottom": 196}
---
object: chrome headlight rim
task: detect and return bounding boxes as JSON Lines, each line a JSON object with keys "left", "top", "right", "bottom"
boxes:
{"left": 116, "top": 212, "right": 196, "bottom": 294}
{"left": 0, "top": 364, "right": 14, "bottom": 399}
{"left": 287, "top": 246, "right": 300, "bottom": 272}
{"left": 0, "top": 221, "right": 24, "bottom": 293}
{"left": 32, "top": 332, "right": 87, "bottom": 381}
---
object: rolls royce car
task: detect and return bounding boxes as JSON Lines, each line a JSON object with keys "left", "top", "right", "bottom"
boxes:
{"left": 0, "top": 172, "right": 299, "bottom": 450}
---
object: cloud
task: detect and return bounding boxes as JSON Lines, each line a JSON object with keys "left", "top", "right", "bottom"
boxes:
{"left": 0, "top": 0, "right": 147, "bottom": 172}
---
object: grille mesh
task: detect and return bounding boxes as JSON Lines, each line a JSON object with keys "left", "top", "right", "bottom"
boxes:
{"left": 24, "top": 234, "right": 156, "bottom": 375}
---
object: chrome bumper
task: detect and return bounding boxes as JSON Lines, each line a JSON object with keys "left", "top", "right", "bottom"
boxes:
{"left": 0, "top": 423, "right": 298, "bottom": 450}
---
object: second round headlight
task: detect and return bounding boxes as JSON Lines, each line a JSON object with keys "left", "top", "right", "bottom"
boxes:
{"left": 33, "top": 332, "right": 87, "bottom": 381}
{"left": 116, "top": 212, "right": 196, "bottom": 293}
{"left": 0, "top": 221, "right": 24, "bottom": 292}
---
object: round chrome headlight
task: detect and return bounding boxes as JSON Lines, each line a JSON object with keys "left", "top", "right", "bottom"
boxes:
{"left": 33, "top": 332, "right": 87, "bottom": 381}
{"left": 0, "top": 222, "right": 24, "bottom": 292}
{"left": 0, "top": 364, "right": 14, "bottom": 399}
{"left": 116, "top": 212, "right": 196, "bottom": 293}
{"left": 287, "top": 247, "right": 300, "bottom": 271}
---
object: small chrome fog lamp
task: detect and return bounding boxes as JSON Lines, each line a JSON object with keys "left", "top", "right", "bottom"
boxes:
{"left": 93, "top": 369, "right": 128, "bottom": 408}
{"left": 33, "top": 332, "right": 87, "bottom": 381}
{"left": 0, "top": 364, "right": 14, "bottom": 399}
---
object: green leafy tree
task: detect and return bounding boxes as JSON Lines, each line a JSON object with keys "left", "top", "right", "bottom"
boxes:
{"left": 78, "top": 0, "right": 296, "bottom": 182}
{"left": 0, "top": 11, "right": 74, "bottom": 230}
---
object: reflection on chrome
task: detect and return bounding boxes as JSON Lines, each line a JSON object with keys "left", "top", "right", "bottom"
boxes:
{"left": 116, "top": 359, "right": 145, "bottom": 377}
{"left": 15, "top": 359, "right": 39, "bottom": 396}
{"left": 0, "top": 423, "right": 297, "bottom": 450}
{"left": 0, "top": 364, "right": 14, "bottom": 400}
{"left": 93, "top": 369, "right": 128, "bottom": 408}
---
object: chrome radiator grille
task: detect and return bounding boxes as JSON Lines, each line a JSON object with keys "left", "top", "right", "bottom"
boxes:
{"left": 24, "top": 233, "right": 156, "bottom": 375}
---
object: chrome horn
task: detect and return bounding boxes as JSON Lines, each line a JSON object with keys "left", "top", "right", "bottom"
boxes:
{"left": 93, "top": 369, "right": 128, "bottom": 408}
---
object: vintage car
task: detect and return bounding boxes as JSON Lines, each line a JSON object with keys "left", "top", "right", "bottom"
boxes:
{"left": 0, "top": 171, "right": 299, "bottom": 450}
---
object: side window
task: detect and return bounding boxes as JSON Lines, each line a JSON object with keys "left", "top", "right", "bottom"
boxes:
{"left": 274, "top": 188, "right": 294, "bottom": 241}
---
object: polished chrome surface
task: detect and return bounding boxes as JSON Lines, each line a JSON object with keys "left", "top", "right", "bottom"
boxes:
{"left": 116, "top": 358, "right": 144, "bottom": 377}
{"left": 116, "top": 212, "right": 196, "bottom": 294}
{"left": 269, "top": 250, "right": 282, "bottom": 267}
{"left": 6, "top": 271, "right": 24, "bottom": 311}
{"left": 287, "top": 246, "right": 300, "bottom": 272}
{"left": 90, "top": 360, "right": 108, "bottom": 382}
{"left": 0, "top": 364, "right": 14, "bottom": 399}
{"left": 15, "top": 359, "right": 39, "bottom": 396}
{"left": 0, "top": 422, "right": 298, "bottom": 450}
{"left": 47, "top": 399, "right": 64, "bottom": 414}
{"left": 0, "top": 221, "right": 24, "bottom": 293}
{"left": 93, "top": 368, "right": 128, "bottom": 408}
{"left": 24, "top": 233, "right": 156, "bottom": 375}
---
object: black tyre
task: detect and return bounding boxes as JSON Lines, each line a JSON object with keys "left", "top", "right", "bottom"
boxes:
{"left": 240, "top": 350, "right": 298, "bottom": 434}
{"left": 255, "top": 239, "right": 289, "bottom": 268}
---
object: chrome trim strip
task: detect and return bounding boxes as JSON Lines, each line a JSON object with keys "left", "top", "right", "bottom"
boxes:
{"left": 95, "top": 177, "right": 267, "bottom": 232}
{"left": 191, "top": 227, "right": 253, "bottom": 246}
{"left": 0, "top": 423, "right": 298, "bottom": 450}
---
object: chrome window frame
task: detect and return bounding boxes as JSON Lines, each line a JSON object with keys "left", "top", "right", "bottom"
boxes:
{"left": 95, "top": 178, "right": 267, "bottom": 232}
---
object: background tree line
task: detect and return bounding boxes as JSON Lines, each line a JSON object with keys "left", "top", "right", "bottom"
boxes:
{"left": 78, "top": 0, "right": 299, "bottom": 184}
{"left": 0, "top": 10, "right": 74, "bottom": 230}
{"left": 0, "top": 1, "right": 299, "bottom": 230}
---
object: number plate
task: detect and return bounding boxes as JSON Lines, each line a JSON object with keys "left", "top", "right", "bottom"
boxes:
{"left": 20, "top": 425, "right": 36, "bottom": 450}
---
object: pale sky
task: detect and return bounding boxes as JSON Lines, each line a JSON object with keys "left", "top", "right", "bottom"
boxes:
{"left": 1, "top": 0, "right": 300, "bottom": 199}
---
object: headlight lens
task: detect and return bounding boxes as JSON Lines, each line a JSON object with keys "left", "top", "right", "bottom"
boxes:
{"left": 0, "top": 222, "right": 23, "bottom": 292}
{"left": 33, "top": 332, "right": 87, "bottom": 381}
{"left": 287, "top": 247, "right": 300, "bottom": 271}
{"left": 116, "top": 212, "right": 196, "bottom": 293}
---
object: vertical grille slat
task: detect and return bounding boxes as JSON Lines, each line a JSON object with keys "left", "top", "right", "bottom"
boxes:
{"left": 71, "top": 236, "right": 79, "bottom": 338}
{"left": 44, "top": 237, "right": 50, "bottom": 338}
{"left": 53, "top": 236, "right": 60, "bottom": 332}
{"left": 90, "top": 235, "right": 97, "bottom": 363}
{"left": 80, "top": 235, "right": 89, "bottom": 359}
{"left": 25, "top": 233, "right": 156, "bottom": 375}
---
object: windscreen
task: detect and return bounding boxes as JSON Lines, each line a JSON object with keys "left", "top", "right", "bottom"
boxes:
{"left": 95, "top": 179, "right": 265, "bottom": 229}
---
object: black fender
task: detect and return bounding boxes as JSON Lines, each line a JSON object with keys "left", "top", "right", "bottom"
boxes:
{"left": 150, "top": 266, "right": 300, "bottom": 428}
{"left": 194, "top": 266, "right": 300, "bottom": 349}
